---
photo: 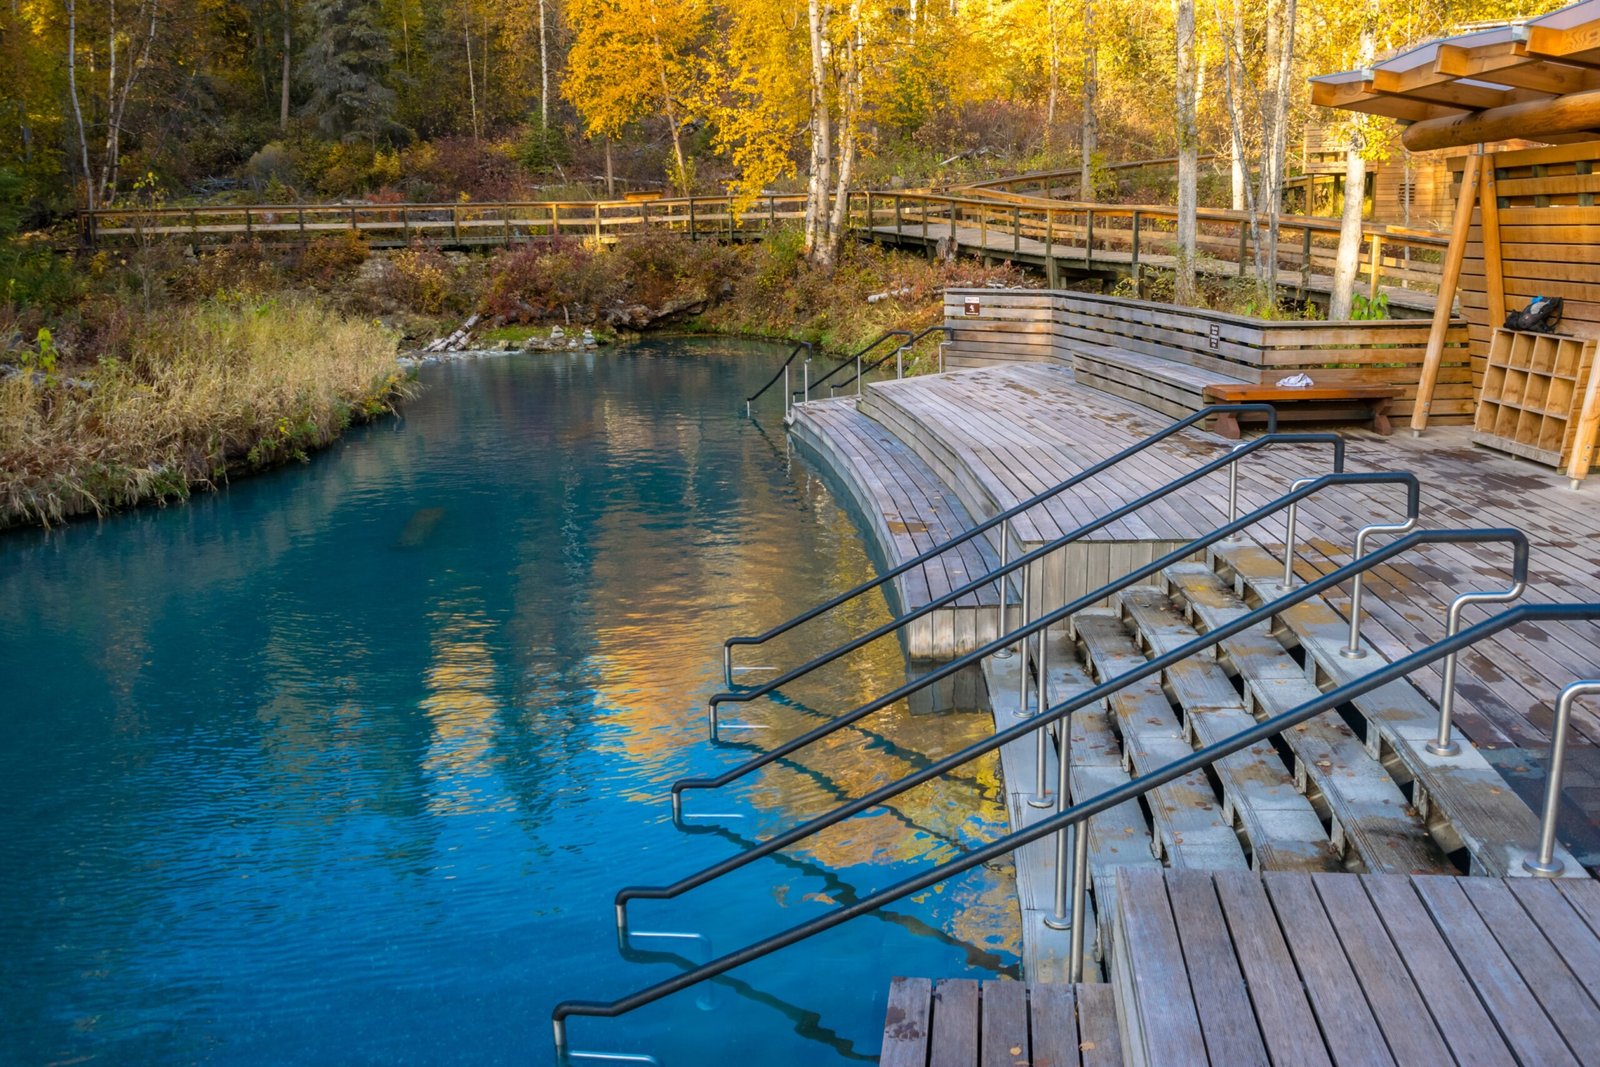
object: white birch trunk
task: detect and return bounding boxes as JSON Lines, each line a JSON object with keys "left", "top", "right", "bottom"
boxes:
{"left": 67, "top": 0, "right": 94, "bottom": 211}
{"left": 1175, "top": 0, "right": 1199, "bottom": 305}
{"left": 804, "top": 0, "right": 833, "bottom": 265}
{"left": 1329, "top": 17, "right": 1377, "bottom": 319}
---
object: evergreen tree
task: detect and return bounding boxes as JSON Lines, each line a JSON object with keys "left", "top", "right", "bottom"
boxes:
{"left": 300, "top": 0, "right": 399, "bottom": 142}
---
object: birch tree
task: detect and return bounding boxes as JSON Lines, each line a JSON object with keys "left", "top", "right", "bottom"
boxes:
{"left": 1328, "top": 5, "right": 1378, "bottom": 319}
{"left": 1174, "top": 0, "right": 1199, "bottom": 305}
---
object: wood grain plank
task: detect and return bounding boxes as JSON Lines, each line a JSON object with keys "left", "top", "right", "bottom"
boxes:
{"left": 930, "top": 978, "right": 982, "bottom": 1067}
{"left": 1212, "top": 870, "right": 1334, "bottom": 1067}
{"left": 1164, "top": 871, "right": 1270, "bottom": 1065}
{"left": 1028, "top": 984, "right": 1080, "bottom": 1067}
{"left": 882, "top": 976, "right": 934, "bottom": 1067}
{"left": 1075, "top": 983, "right": 1125, "bottom": 1067}
{"left": 981, "top": 980, "right": 1031, "bottom": 1067}
{"left": 1113, "top": 867, "right": 1209, "bottom": 1066}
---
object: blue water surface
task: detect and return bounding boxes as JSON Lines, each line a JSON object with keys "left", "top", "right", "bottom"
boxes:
{"left": 1, "top": 337, "right": 1015, "bottom": 1066}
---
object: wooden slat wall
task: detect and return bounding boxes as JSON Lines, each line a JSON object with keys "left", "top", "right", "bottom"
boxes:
{"left": 1450, "top": 142, "right": 1600, "bottom": 408}
{"left": 942, "top": 289, "right": 1472, "bottom": 422}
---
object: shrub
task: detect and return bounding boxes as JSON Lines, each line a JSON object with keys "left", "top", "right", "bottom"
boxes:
{"left": 170, "top": 240, "right": 282, "bottom": 301}
{"left": 401, "top": 137, "right": 524, "bottom": 202}
{"left": 381, "top": 246, "right": 455, "bottom": 314}
{"left": 292, "top": 230, "right": 369, "bottom": 284}
{"left": 0, "top": 296, "right": 410, "bottom": 526}
{"left": 481, "top": 239, "right": 625, "bottom": 322}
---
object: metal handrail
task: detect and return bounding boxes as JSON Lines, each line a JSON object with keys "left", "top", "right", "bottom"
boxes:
{"left": 721, "top": 402, "right": 1279, "bottom": 687}
{"left": 807, "top": 330, "right": 910, "bottom": 397}
{"left": 709, "top": 429, "right": 1341, "bottom": 738}
{"left": 554, "top": 598, "right": 1600, "bottom": 1059}
{"left": 636, "top": 472, "right": 1420, "bottom": 914}
{"left": 745, "top": 341, "right": 814, "bottom": 415}
{"left": 827, "top": 324, "right": 951, "bottom": 395}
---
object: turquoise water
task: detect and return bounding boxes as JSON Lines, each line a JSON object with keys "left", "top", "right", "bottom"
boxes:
{"left": 1, "top": 337, "right": 1014, "bottom": 1065}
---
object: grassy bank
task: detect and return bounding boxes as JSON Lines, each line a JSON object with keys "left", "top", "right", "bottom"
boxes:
{"left": 0, "top": 297, "right": 409, "bottom": 528}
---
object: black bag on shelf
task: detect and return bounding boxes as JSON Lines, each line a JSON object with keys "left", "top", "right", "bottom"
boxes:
{"left": 1503, "top": 295, "right": 1564, "bottom": 334}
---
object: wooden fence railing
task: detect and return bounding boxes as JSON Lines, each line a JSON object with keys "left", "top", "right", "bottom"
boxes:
{"left": 83, "top": 194, "right": 812, "bottom": 246}
{"left": 846, "top": 189, "right": 1449, "bottom": 297}
{"left": 82, "top": 185, "right": 1449, "bottom": 298}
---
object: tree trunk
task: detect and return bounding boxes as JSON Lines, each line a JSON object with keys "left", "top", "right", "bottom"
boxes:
{"left": 466, "top": 20, "right": 480, "bottom": 140}
{"left": 803, "top": 0, "right": 833, "bottom": 266}
{"left": 538, "top": 0, "right": 549, "bottom": 130}
{"left": 1045, "top": 0, "right": 1058, "bottom": 138}
{"left": 825, "top": 0, "right": 863, "bottom": 262}
{"left": 1174, "top": 0, "right": 1199, "bottom": 305}
{"left": 1329, "top": 15, "right": 1376, "bottom": 319}
{"left": 1252, "top": 0, "right": 1297, "bottom": 304}
{"left": 66, "top": 0, "right": 94, "bottom": 211}
{"left": 1080, "top": 2, "right": 1097, "bottom": 198}
{"left": 280, "top": 0, "right": 291, "bottom": 131}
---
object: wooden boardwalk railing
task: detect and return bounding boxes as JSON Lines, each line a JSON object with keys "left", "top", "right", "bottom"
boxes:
{"left": 81, "top": 185, "right": 1448, "bottom": 303}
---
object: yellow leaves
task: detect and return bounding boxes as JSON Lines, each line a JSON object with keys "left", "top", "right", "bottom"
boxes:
{"left": 563, "top": 0, "right": 709, "bottom": 139}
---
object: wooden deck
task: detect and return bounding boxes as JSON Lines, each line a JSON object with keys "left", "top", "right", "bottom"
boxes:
{"left": 887, "top": 868, "right": 1600, "bottom": 1066}
{"left": 788, "top": 397, "right": 1001, "bottom": 659}
{"left": 1112, "top": 867, "right": 1600, "bottom": 1067}
{"left": 881, "top": 977, "right": 1122, "bottom": 1067}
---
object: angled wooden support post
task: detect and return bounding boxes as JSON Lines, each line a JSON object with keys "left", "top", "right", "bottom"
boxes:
{"left": 1480, "top": 156, "right": 1506, "bottom": 329}
{"left": 1412, "top": 147, "right": 1484, "bottom": 436}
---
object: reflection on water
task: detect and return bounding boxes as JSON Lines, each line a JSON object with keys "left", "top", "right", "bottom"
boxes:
{"left": 0, "top": 338, "right": 1014, "bottom": 1065}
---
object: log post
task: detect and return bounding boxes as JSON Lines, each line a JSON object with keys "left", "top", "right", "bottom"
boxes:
{"left": 1412, "top": 148, "right": 1483, "bottom": 435}
{"left": 1480, "top": 154, "right": 1507, "bottom": 329}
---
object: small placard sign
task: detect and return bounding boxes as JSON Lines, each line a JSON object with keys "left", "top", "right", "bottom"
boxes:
{"left": 1209, "top": 323, "right": 1220, "bottom": 350}
{"left": 963, "top": 296, "right": 982, "bottom": 316}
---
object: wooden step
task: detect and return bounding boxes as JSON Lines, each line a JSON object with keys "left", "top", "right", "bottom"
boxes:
{"left": 984, "top": 649, "right": 1105, "bottom": 981}
{"left": 1116, "top": 587, "right": 1343, "bottom": 872}
{"left": 1161, "top": 562, "right": 1454, "bottom": 875}
{"left": 880, "top": 976, "right": 1123, "bottom": 1067}
{"left": 1209, "top": 541, "right": 1588, "bottom": 878}
{"left": 1070, "top": 613, "right": 1250, "bottom": 870}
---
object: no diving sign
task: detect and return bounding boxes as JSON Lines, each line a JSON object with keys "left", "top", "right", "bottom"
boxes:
{"left": 963, "top": 296, "right": 982, "bottom": 316}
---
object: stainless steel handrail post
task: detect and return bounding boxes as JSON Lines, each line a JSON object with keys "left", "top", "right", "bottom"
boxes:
{"left": 993, "top": 518, "right": 1013, "bottom": 659}
{"left": 1341, "top": 517, "right": 1421, "bottom": 658}
{"left": 856, "top": 351, "right": 864, "bottom": 397}
{"left": 1028, "top": 597, "right": 1053, "bottom": 809}
{"left": 1226, "top": 444, "right": 1246, "bottom": 539}
{"left": 783, "top": 364, "right": 791, "bottom": 419}
{"left": 1066, "top": 823, "right": 1089, "bottom": 978}
{"left": 1043, "top": 714, "right": 1074, "bottom": 930}
{"left": 1016, "top": 566, "right": 1033, "bottom": 713}
{"left": 802, "top": 358, "right": 811, "bottom": 403}
{"left": 896, "top": 346, "right": 906, "bottom": 380}
{"left": 1280, "top": 477, "right": 1317, "bottom": 588}
{"left": 1523, "top": 680, "right": 1600, "bottom": 875}
{"left": 1428, "top": 582, "right": 1527, "bottom": 756}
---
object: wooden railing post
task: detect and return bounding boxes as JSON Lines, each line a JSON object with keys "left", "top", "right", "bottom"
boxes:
{"left": 768, "top": 195, "right": 777, "bottom": 228}
{"left": 549, "top": 203, "right": 559, "bottom": 237}
{"left": 349, "top": 205, "right": 357, "bottom": 234}
{"left": 1085, "top": 209, "right": 1095, "bottom": 268}
{"left": 894, "top": 194, "right": 902, "bottom": 238}
{"left": 298, "top": 207, "right": 306, "bottom": 238}
{"left": 979, "top": 207, "right": 988, "bottom": 255}
{"left": 1044, "top": 208, "right": 1056, "bottom": 286}
{"left": 1368, "top": 234, "right": 1383, "bottom": 299}
{"left": 1300, "top": 227, "right": 1312, "bottom": 301}
{"left": 1236, "top": 223, "right": 1247, "bottom": 277}
{"left": 453, "top": 206, "right": 462, "bottom": 243}
{"left": 1012, "top": 206, "right": 1020, "bottom": 255}
{"left": 641, "top": 200, "right": 650, "bottom": 234}
{"left": 728, "top": 197, "right": 735, "bottom": 239}
{"left": 866, "top": 190, "right": 874, "bottom": 237}
{"left": 1132, "top": 210, "right": 1142, "bottom": 270}
{"left": 688, "top": 197, "right": 697, "bottom": 241}
{"left": 189, "top": 208, "right": 199, "bottom": 243}
{"left": 245, "top": 208, "right": 254, "bottom": 240}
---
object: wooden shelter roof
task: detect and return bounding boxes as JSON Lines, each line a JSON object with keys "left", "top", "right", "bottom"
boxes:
{"left": 1311, "top": 0, "right": 1600, "bottom": 149}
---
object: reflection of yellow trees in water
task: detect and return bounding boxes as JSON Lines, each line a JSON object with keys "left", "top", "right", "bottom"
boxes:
{"left": 421, "top": 606, "right": 512, "bottom": 816}
{"left": 578, "top": 454, "right": 1011, "bottom": 922}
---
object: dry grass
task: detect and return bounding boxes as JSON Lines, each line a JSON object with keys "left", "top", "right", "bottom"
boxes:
{"left": 0, "top": 296, "right": 411, "bottom": 527}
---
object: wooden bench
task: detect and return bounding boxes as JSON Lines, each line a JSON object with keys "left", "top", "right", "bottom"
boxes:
{"left": 1202, "top": 382, "right": 1399, "bottom": 438}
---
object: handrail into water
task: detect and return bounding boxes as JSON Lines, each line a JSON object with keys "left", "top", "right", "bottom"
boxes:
{"left": 554, "top": 596, "right": 1600, "bottom": 1060}
{"left": 805, "top": 330, "right": 910, "bottom": 398}
{"left": 631, "top": 472, "right": 1420, "bottom": 918}
{"left": 710, "top": 428, "right": 1339, "bottom": 737}
{"left": 745, "top": 341, "right": 814, "bottom": 417}
{"left": 721, "top": 403, "right": 1279, "bottom": 687}
{"left": 825, "top": 324, "right": 952, "bottom": 396}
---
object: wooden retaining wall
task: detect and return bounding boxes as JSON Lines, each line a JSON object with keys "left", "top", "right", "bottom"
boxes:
{"left": 942, "top": 288, "right": 1474, "bottom": 423}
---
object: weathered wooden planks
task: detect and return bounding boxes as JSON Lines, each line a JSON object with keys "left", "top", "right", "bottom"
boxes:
{"left": 883, "top": 979, "right": 1124, "bottom": 1067}
{"left": 1104, "top": 868, "right": 1600, "bottom": 1067}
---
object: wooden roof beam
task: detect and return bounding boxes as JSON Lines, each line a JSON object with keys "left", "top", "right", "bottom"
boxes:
{"left": 1310, "top": 79, "right": 1463, "bottom": 121}
{"left": 1369, "top": 68, "right": 1541, "bottom": 110}
{"left": 1435, "top": 45, "right": 1600, "bottom": 94}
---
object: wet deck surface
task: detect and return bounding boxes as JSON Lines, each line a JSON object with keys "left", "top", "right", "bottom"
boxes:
{"left": 855, "top": 362, "right": 1600, "bottom": 753}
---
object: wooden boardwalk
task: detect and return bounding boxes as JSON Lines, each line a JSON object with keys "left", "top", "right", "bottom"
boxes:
{"left": 788, "top": 396, "right": 1002, "bottom": 659}
{"left": 886, "top": 868, "right": 1600, "bottom": 1066}
{"left": 881, "top": 977, "right": 1122, "bottom": 1067}
{"left": 1112, "top": 867, "right": 1600, "bottom": 1067}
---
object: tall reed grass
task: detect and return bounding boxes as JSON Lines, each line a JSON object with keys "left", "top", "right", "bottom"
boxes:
{"left": 0, "top": 297, "right": 411, "bottom": 527}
